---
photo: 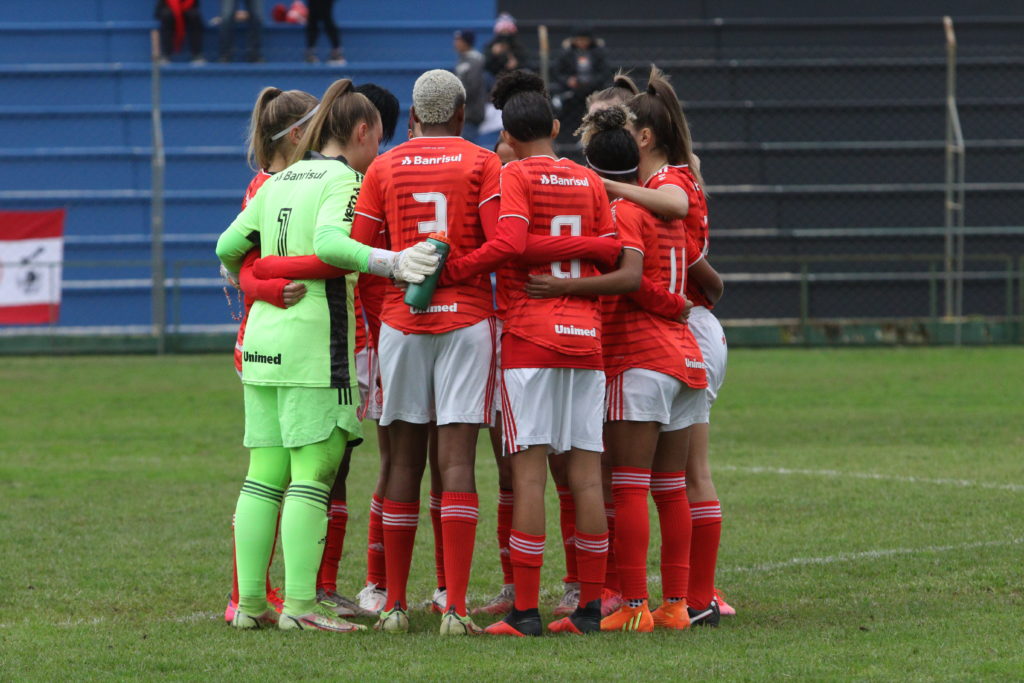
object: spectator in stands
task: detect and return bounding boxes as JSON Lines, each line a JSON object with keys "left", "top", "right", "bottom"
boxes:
{"left": 484, "top": 13, "right": 530, "bottom": 79}
{"left": 553, "top": 26, "right": 611, "bottom": 143}
{"left": 453, "top": 29, "right": 486, "bottom": 143}
{"left": 218, "top": 0, "right": 264, "bottom": 62}
{"left": 155, "top": 0, "right": 205, "bottom": 64}
{"left": 305, "top": 0, "right": 346, "bottom": 65}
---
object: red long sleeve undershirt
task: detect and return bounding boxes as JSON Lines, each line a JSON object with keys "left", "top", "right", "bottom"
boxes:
{"left": 238, "top": 249, "right": 288, "bottom": 309}
{"left": 630, "top": 277, "right": 688, "bottom": 319}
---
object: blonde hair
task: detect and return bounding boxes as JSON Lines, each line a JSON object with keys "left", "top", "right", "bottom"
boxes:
{"left": 246, "top": 87, "right": 318, "bottom": 171}
{"left": 290, "top": 79, "right": 380, "bottom": 165}
{"left": 412, "top": 69, "right": 466, "bottom": 125}
{"left": 585, "top": 70, "right": 640, "bottom": 110}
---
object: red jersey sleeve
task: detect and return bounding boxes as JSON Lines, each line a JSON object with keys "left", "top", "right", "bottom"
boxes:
{"left": 612, "top": 200, "right": 646, "bottom": 254}
{"left": 353, "top": 160, "right": 386, "bottom": 223}
{"left": 238, "top": 248, "right": 288, "bottom": 309}
{"left": 479, "top": 153, "right": 502, "bottom": 207}
{"left": 252, "top": 254, "right": 349, "bottom": 280}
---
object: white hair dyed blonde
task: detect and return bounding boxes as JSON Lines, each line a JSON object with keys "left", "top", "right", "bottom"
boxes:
{"left": 412, "top": 69, "right": 466, "bottom": 125}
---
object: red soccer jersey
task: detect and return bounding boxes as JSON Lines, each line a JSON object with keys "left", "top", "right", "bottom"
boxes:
{"left": 234, "top": 170, "right": 274, "bottom": 374}
{"left": 498, "top": 156, "right": 614, "bottom": 367}
{"left": 644, "top": 163, "right": 713, "bottom": 308}
{"left": 354, "top": 136, "right": 501, "bottom": 334}
{"left": 601, "top": 199, "right": 707, "bottom": 388}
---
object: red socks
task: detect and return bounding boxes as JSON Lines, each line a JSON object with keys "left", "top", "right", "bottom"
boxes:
{"left": 316, "top": 500, "right": 347, "bottom": 593}
{"left": 441, "top": 491, "right": 479, "bottom": 616}
{"left": 429, "top": 492, "right": 446, "bottom": 590}
{"left": 688, "top": 500, "right": 722, "bottom": 610}
{"left": 509, "top": 530, "right": 544, "bottom": 611}
{"left": 652, "top": 471, "right": 691, "bottom": 602}
{"left": 604, "top": 502, "right": 621, "bottom": 594}
{"left": 381, "top": 498, "right": 419, "bottom": 610}
{"left": 497, "top": 489, "right": 514, "bottom": 584}
{"left": 574, "top": 530, "right": 609, "bottom": 606}
{"left": 612, "top": 467, "right": 651, "bottom": 601}
{"left": 556, "top": 487, "right": 578, "bottom": 584}
{"left": 365, "top": 494, "right": 386, "bottom": 588}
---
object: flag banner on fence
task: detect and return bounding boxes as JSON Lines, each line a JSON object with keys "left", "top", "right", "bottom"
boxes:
{"left": 0, "top": 209, "right": 65, "bottom": 325}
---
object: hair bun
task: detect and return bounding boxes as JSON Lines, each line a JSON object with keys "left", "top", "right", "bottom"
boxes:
{"left": 491, "top": 70, "right": 547, "bottom": 110}
{"left": 590, "top": 105, "right": 629, "bottom": 132}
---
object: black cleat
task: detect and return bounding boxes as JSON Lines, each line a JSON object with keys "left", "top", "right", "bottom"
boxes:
{"left": 565, "top": 599, "right": 602, "bottom": 634}
{"left": 687, "top": 598, "right": 721, "bottom": 627}
{"left": 485, "top": 608, "right": 543, "bottom": 637}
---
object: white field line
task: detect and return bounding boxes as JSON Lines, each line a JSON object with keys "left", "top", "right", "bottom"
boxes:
{"left": 718, "top": 464, "right": 1024, "bottom": 493}
{"left": 719, "top": 536, "right": 1024, "bottom": 575}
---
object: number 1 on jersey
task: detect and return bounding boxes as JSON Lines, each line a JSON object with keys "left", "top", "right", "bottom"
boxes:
{"left": 276, "top": 208, "right": 292, "bottom": 255}
{"left": 412, "top": 192, "right": 448, "bottom": 235}
{"left": 550, "top": 215, "right": 582, "bottom": 279}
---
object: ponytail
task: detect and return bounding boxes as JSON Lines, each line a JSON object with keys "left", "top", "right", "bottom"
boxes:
{"left": 585, "top": 69, "right": 640, "bottom": 110}
{"left": 246, "top": 87, "right": 318, "bottom": 171}
{"left": 291, "top": 78, "right": 380, "bottom": 165}
{"left": 628, "top": 66, "right": 705, "bottom": 190}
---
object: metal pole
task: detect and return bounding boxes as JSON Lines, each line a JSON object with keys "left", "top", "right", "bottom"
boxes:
{"left": 538, "top": 25, "right": 550, "bottom": 90}
{"left": 942, "top": 16, "right": 955, "bottom": 321}
{"left": 150, "top": 30, "right": 167, "bottom": 354}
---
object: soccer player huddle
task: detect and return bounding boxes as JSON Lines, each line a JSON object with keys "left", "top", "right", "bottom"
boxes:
{"left": 215, "top": 64, "right": 731, "bottom": 636}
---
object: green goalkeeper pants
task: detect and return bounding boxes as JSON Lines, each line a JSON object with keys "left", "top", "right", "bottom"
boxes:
{"left": 233, "top": 426, "right": 348, "bottom": 616}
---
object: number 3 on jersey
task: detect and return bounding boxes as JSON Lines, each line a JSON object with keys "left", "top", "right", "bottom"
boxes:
{"left": 550, "top": 215, "right": 581, "bottom": 279}
{"left": 413, "top": 192, "right": 447, "bottom": 234}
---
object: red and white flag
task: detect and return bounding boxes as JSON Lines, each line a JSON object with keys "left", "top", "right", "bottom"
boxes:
{"left": 0, "top": 209, "right": 65, "bottom": 325}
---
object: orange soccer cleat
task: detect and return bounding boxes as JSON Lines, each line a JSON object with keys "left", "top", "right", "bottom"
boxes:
{"left": 651, "top": 600, "right": 691, "bottom": 630}
{"left": 600, "top": 600, "right": 654, "bottom": 632}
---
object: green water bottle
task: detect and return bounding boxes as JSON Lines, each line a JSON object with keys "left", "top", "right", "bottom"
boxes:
{"left": 404, "top": 232, "right": 451, "bottom": 311}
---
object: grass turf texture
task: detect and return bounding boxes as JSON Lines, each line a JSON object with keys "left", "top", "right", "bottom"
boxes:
{"left": 1, "top": 348, "right": 1021, "bottom": 680}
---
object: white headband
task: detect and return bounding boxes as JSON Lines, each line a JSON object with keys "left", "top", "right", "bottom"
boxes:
{"left": 271, "top": 105, "right": 319, "bottom": 141}
{"left": 585, "top": 157, "right": 638, "bottom": 176}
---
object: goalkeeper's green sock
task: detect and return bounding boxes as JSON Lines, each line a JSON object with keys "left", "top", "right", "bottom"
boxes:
{"left": 234, "top": 477, "right": 285, "bottom": 616}
{"left": 281, "top": 479, "right": 332, "bottom": 615}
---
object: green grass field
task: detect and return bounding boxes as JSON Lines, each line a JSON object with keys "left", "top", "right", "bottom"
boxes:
{"left": 1, "top": 348, "right": 1022, "bottom": 680}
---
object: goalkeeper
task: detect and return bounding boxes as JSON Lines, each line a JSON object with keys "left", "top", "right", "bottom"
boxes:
{"left": 216, "top": 77, "right": 439, "bottom": 633}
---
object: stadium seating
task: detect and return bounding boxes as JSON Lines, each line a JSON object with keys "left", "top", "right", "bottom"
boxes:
{"left": 0, "top": 0, "right": 1021, "bottom": 330}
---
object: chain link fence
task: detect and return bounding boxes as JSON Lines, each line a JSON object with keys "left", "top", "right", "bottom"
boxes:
{"left": 529, "top": 16, "right": 1024, "bottom": 340}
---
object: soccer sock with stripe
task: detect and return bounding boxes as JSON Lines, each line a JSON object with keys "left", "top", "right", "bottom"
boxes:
{"left": 429, "top": 492, "right": 446, "bottom": 590}
{"left": 316, "top": 500, "right": 348, "bottom": 593}
{"left": 441, "top": 491, "right": 479, "bottom": 616}
{"left": 575, "top": 530, "right": 609, "bottom": 607}
{"left": 603, "top": 502, "right": 621, "bottom": 594}
{"left": 366, "top": 494, "right": 386, "bottom": 588}
{"left": 382, "top": 498, "right": 419, "bottom": 611}
{"left": 651, "top": 471, "right": 691, "bottom": 604}
{"left": 234, "top": 478, "right": 285, "bottom": 616}
{"left": 509, "top": 530, "right": 544, "bottom": 611}
{"left": 556, "top": 487, "right": 578, "bottom": 585}
{"left": 497, "top": 489, "right": 514, "bottom": 584}
{"left": 688, "top": 500, "right": 722, "bottom": 610}
{"left": 280, "top": 480, "right": 332, "bottom": 615}
{"left": 612, "top": 466, "right": 651, "bottom": 602}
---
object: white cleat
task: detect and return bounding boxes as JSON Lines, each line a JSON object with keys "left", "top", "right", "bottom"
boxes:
{"left": 356, "top": 582, "right": 387, "bottom": 614}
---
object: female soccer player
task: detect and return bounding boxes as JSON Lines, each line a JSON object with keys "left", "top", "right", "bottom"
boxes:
{"left": 620, "top": 66, "right": 733, "bottom": 622}
{"left": 575, "top": 105, "right": 723, "bottom": 631}
{"left": 223, "top": 85, "right": 337, "bottom": 624}
{"left": 216, "top": 77, "right": 438, "bottom": 633}
{"left": 437, "top": 70, "right": 641, "bottom": 637}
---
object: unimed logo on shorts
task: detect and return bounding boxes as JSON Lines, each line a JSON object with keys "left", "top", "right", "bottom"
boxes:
{"left": 244, "top": 350, "right": 283, "bottom": 365}
{"left": 554, "top": 324, "right": 596, "bottom": 337}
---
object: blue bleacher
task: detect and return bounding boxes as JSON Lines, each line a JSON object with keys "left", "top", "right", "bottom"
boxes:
{"left": 0, "top": 0, "right": 495, "bottom": 331}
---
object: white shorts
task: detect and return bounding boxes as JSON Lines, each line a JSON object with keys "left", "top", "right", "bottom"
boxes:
{"left": 501, "top": 367, "right": 605, "bottom": 455}
{"left": 606, "top": 368, "right": 709, "bottom": 432}
{"left": 378, "top": 318, "right": 497, "bottom": 426}
{"left": 688, "top": 306, "right": 728, "bottom": 405}
{"left": 355, "top": 346, "right": 383, "bottom": 421}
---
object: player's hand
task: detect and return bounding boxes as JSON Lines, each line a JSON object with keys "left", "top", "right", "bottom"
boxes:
{"left": 282, "top": 281, "right": 307, "bottom": 307}
{"left": 393, "top": 241, "right": 440, "bottom": 284}
{"left": 526, "top": 274, "right": 570, "bottom": 298}
{"left": 678, "top": 297, "right": 694, "bottom": 322}
{"left": 219, "top": 264, "right": 240, "bottom": 290}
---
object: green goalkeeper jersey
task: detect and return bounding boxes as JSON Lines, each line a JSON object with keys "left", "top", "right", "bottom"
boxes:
{"left": 216, "top": 154, "right": 374, "bottom": 389}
